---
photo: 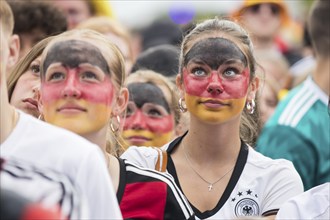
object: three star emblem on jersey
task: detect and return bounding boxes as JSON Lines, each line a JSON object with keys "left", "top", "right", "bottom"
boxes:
{"left": 232, "top": 189, "right": 260, "bottom": 217}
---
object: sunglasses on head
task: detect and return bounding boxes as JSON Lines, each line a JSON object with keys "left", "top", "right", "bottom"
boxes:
{"left": 247, "top": 3, "right": 281, "bottom": 16}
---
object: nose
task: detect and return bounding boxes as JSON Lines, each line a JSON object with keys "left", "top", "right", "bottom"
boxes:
{"left": 61, "top": 75, "right": 81, "bottom": 98}
{"left": 207, "top": 73, "right": 224, "bottom": 95}
{"left": 131, "top": 110, "right": 147, "bottom": 130}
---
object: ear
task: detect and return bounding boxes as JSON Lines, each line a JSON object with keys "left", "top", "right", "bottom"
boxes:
{"left": 113, "top": 87, "right": 129, "bottom": 116}
{"left": 6, "top": 34, "right": 20, "bottom": 75}
{"left": 247, "top": 77, "right": 260, "bottom": 101}
{"left": 176, "top": 74, "right": 185, "bottom": 95}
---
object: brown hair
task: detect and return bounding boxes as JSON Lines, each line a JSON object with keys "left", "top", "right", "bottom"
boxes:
{"left": 178, "top": 17, "right": 259, "bottom": 145}
{"left": 308, "top": 0, "right": 330, "bottom": 58}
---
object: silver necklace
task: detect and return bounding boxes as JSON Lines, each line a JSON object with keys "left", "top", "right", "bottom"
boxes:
{"left": 182, "top": 142, "right": 235, "bottom": 192}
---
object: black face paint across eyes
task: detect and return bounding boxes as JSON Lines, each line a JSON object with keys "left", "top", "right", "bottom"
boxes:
{"left": 184, "top": 38, "right": 247, "bottom": 70}
{"left": 128, "top": 82, "right": 170, "bottom": 113}
{"left": 43, "top": 40, "right": 110, "bottom": 75}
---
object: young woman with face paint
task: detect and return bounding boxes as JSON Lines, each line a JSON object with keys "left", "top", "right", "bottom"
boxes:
{"left": 121, "top": 70, "right": 180, "bottom": 149}
{"left": 39, "top": 29, "right": 195, "bottom": 220}
{"left": 121, "top": 18, "right": 303, "bottom": 219}
{"left": 8, "top": 37, "right": 54, "bottom": 118}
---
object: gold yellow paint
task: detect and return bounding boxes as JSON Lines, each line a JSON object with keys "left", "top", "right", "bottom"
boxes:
{"left": 43, "top": 100, "right": 112, "bottom": 135}
{"left": 122, "top": 129, "right": 174, "bottom": 148}
{"left": 185, "top": 94, "right": 246, "bottom": 124}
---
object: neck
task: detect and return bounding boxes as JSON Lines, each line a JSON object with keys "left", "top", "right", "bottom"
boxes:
{"left": 313, "top": 57, "right": 330, "bottom": 96}
{"left": 183, "top": 115, "right": 241, "bottom": 163}
{"left": 81, "top": 125, "right": 108, "bottom": 152}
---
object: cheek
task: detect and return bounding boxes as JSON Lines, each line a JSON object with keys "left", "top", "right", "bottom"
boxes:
{"left": 183, "top": 70, "right": 209, "bottom": 96}
{"left": 80, "top": 79, "right": 115, "bottom": 106}
{"left": 147, "top": 115, "right": 175, "bottom": 133}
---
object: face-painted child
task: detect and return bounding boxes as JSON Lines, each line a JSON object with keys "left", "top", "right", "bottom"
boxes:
{"left": 122, "top": 71, "right": 175, "bottom": 147}
{"left": 179, "top": 37, "right": 256, "bottom": 124}
{"left": 39, "top": 38, "right": 118, "bottom": 136}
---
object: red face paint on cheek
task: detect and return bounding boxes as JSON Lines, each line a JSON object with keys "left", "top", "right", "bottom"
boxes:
{"left": 124, "top": 111, "right": 174, "bottom": 133}
{"left": 41, "top": 69, "right": 115, "bottom": 107}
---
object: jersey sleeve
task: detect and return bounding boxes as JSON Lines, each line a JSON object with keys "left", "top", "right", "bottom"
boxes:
{"left": 75, "top": 146, "right": 122, "bottom": 219}
{"left": 260, "top": 160, "right": 304, "bottom": 216}
{"left": 120, "top": 146, "right": 159, "bottom": 169}
{"left": 257, "top": 125, "right": 317, "bottom": 190}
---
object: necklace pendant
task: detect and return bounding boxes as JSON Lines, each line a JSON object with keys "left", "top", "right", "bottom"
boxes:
{"left": 208, "top": 184, "right": 213, "bottom": 191}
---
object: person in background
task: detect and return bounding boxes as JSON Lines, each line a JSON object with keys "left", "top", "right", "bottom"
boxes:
{"left": 8, "top": 37, "right": 53, "bottom": 118}
{"left": 38, "top": 29, "right": 195, "bottom": 220}
{"left": 121, "top": 70, "right": 181, "bottom": 150}
{"left": 0, "top": 2, "right": 122, "bottom": 219}
{"left": 121, "top": 18, "right": 303, "bottom": 219}
{"left": 76, "top": 16, "right": 134, "bottom": 75}
{"left": 257, "top": 0, "right": 330, "bottom": 191}
{"left": 130, "top": 44, "right": 180, "bottom": 81}
{"left": 231, "top": 0, "right": 302, "bottom": 67}
{"left": 255, "top": 50, "right": 291, "bottom": 128}
{"left": 141, "top": 19, "right": 183, "bottom": 52}
{"left": 51, "top": 0, "right": 113, "bottom": 30}
{"left": 8, "top": 0, "right": 67, "bottom": 59}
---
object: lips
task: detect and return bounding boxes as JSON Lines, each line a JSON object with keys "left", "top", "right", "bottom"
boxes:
{"left": 22, "top": 98, "right": 38, "bottom": 110}
{"left": 57, "top": 103, "right": 87, "bottom": 113}
{"left": 126, "top": 135, "right": 151, "bottom": 145}
{"left": 200, "top": 99, "right": 229, "bottom": 108}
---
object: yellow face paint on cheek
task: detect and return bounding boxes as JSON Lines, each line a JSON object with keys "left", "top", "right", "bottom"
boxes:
{"left": 185, "top": 94, "right": 246, "bottom": 123}
{"left": 122, "top": 130, "right": 174, "bottom": 148}
{"left": 43, "top": 100, "right": 112, "bottom": 135}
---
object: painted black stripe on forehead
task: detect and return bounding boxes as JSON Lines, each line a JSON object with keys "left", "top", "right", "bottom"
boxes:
{"left": 128, "top": 82, "right": 171, "bottom": 113}
{"left": 184, "top": 38, "right": 247, "bottom": 69}
{"left": 43, "top": 40, "right": 110, "bottom": 74}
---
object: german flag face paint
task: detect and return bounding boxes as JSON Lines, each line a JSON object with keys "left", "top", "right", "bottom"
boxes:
{"left": 40, "top": 40, "right": 115, "bottom": 135}
{"left": 122, "top": 82, "right": 175, "bottom": 147}
{"left": 183, "top": 38, "right": 250, "bottom": 123}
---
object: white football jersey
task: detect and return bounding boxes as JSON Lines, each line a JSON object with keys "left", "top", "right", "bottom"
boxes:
{"left": 121, "top": 134, "right": 304, "bottom": 219}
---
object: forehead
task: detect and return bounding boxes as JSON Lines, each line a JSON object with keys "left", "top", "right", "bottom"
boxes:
{"left": 42, "top": 39, "right": 110, "bottom": 74}
{"left": 184, "top": 37, "right": 247, "bottom": 66}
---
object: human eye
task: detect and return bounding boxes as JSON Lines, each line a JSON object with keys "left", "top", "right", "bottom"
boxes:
{"left": 81, "top": 71, "right": 99, "bottom": 81}
{"left": 147, "top": 108, "right": 162, "bottom": 117}
{"left": 191, "top": 67, "right": 207, "bottom": 77}
{"left": 30, "top": 64, "right": 40, "bottom": 76}
{"left": 143, "top": 104, "right": 168, "bottom": 118}
{"left": 47, "top": 71, "right": 65, "bottom": 82}
{"left": 125, "top": 102, "right": 136, "bottom": 117}
{"left": 223, "top": 68, "right": 239, "bottom": 77}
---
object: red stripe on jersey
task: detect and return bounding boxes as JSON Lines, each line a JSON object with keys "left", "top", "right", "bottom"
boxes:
{"left": 120, "top": 182, "right": 167, "bottom": 219}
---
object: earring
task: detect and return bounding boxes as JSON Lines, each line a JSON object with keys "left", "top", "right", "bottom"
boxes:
{"left": 178, "top": 97, "right": 187, "bottom": 113}
{"left": 246, "top": 99, "right": 255, "bottom": 114}
{"left": 110, "top": 115, "right": 121, "bottom": 133}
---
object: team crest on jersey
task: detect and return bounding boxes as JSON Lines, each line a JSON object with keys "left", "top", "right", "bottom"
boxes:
{"left": 231, "top": 189, "right": 260, "bottom": 217}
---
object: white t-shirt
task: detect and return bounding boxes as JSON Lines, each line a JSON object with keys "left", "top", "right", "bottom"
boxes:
{"left": 276, "top": 182, "right": 330, "bottom": 220}
{"left": 1, "top": 111, "right": 122, "bottom": 219}
{"left": 121, "top": 135, "right": 304, "bottom": 219}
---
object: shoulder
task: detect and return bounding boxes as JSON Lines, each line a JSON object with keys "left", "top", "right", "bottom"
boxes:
{"left": 121, "top": 146, "right": 161, "bottom": 169}
{"left": 248, "top": 148, "right": 297, "bottom": 172}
